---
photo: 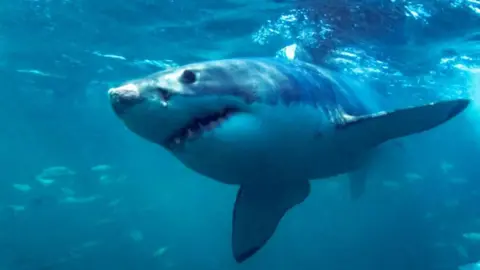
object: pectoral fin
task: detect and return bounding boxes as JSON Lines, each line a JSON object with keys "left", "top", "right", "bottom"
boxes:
{"left": 232, "top": 181, "right": 310, "bottom": 263}
{"left": 336, "top": 99, "right": 470, "bottom": 147}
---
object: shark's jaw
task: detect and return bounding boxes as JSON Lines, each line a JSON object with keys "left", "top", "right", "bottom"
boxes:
{"left": 163, "top": 106, "right": 241, "bottom": 150}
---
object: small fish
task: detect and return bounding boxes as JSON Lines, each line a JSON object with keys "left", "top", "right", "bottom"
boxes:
{"left": 8, "top": 205, "right": 26, "bottom": 212}
{"left": 153, "top": 246, "right": 168, "bottom": 257}
{"left": 61, "top": 196, "right": 100, "bottom": 204}
{"left": 404, "top": 172, "right": 423, "bottom": 182}
{"left": 440, "top": 160, "right": 454, "bottom": 173}
{"left": 99, "top": 175, "right": 113, "bottom": 185}
{"left": 35, "top": 176, "right": 55, "bottom": 186}
{"left": 12, "top": 184, "right": 31, "bottom": 192}
{"left": 91, "top": 164, "right": 112, "bottom": 172}
{"left": 129, "top": 230, "right": 144, "bottom": 241}
{"left": 39, "top": 166, "right": 76, "bottom": 178}
{"left": 463, "top": 232, "right": 480, "bottom": 241}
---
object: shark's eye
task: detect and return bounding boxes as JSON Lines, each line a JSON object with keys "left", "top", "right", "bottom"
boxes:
{"left": 179, "top": 69, "right": 196, "bottom": 84}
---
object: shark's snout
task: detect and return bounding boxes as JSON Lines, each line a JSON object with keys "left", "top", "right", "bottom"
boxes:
{"left": 108, "top": 84, "right": 144, "bottom": 115}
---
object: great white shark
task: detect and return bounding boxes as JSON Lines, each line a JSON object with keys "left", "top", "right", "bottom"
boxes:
{"left": 108, "top": 57, "right": 470, "bottom": 263}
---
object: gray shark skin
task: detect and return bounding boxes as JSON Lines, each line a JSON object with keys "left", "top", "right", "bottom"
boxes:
{"left": 108, "top": 58, "right": 470, "bottom": 263}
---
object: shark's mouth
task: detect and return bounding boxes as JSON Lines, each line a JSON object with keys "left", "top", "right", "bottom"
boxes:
{"left": 165, "top": 107, "right": 239, "bottom": 147}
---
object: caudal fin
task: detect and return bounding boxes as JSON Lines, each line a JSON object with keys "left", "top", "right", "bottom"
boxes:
{"left": 338, "top": 98, "right": 470, "bottom": 146}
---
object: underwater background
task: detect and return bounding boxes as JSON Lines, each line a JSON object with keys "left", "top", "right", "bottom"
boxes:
{"left": 1, "top": 0, "right": 480, "bottom": 269}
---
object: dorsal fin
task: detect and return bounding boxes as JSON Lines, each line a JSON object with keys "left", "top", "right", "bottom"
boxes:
{"left": 275, "top": 44, "right": 313, "bottom": 63}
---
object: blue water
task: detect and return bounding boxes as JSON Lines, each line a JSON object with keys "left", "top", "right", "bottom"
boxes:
{"left": 1, "top": 0, "right": 480, "bottom": 269}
